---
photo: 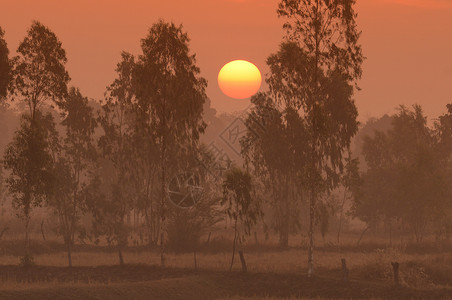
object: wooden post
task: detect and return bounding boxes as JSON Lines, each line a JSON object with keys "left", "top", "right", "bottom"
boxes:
{"left": 40, "top": 221, "right": 46, "bottom": 241}
{"left": 341, "top": 258, "right": 349, "bottom": 282}
{"left": 238, "top": 250, "right": 247, "bottom": 273}
{"left": 206, "top": 232, "right": 211, "bottom": 246}
{"left": 0, "top": 227, "right": 9, "bottom": 241}
{"left": 391, "top": 262, "right": 399, "bottom": 285}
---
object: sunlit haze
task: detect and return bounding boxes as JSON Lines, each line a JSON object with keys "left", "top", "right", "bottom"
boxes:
{"left": 0, "top": 0, "right": 451, "bottom": 120}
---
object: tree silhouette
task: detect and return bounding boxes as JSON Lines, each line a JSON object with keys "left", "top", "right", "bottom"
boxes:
{"left": 353, "top": 105, "right": 450, "bottom": 243}
{"left": 0, "top": 26, "right": 10, "bottom": 99}
{"left": 3, "top": 112, "right": 56, "bottom": 263}
{"left": 272, "top": 0, "right": 363, "bottom": 276}
{"left": 96, "top": 52, "right": 137, "bottom": 265}
{"left": 134, "top": 20, "right": 207, "bottom": 266}
{"left": 10, "top": 21, "right": 69, "bottom": 120}
{"left": 48, "top": 87, "right": 97, "bottom": 267}
{"left": 241, "top": 92, "right": 304, "bottom": 247}
{"left": 222, "top": 168, "right": 261, "bottom": 271}
{"left": 3, "top": 21, "right": 69, "bottom": 263}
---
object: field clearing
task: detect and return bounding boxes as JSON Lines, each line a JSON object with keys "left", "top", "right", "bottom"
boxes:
{"left": 0, "top": 246, "right": 451, "bottom": 275}
{"left": 1, "top": 235, "right": 452, "bottom": 299}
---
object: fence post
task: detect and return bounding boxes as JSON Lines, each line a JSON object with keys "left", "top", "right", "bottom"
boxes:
{"left": 391, "top": 262, "right": 399, "bottom": 285}
{"left": 341, "top": 258, "right": 349, "bottom": 282}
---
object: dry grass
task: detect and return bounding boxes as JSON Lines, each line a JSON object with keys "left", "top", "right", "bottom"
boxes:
{"left": 219, "top": 298, "right": 384, "bottom": 300}
{"left": 1, "top": 233, "right": 452, "bottom": 299}
{"left": 0, "top": 246, "right": 450, "bottom": 275}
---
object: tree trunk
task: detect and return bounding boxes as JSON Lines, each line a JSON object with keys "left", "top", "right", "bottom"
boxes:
{"left": 389, "top": 220, "right": 392, "bottom": 247}
{"left": 160, "top": 98, "right": 167, "bottom": 268}
{"left": 307, "top": 190, "right": 315, "bottom": 277}
{"left": 337, "top": 190, "right": 347, "bottom": 245}
{"left": 66, "top": 242, "right": 72, "bottom": 267}
{"left": 0, "top": 227, "right": 9, "bottom": 241}
{"left": 25, "top": 215, "right": 30, "bottom": 257}
{"left": 229, "top": 217, "right": 238, "bottom": 272}
{"left": 118, "top": 247, "right": 124, "bottom": 266}
{"left": 239, "top": 250, "right": 247, "bottom": 273}
{"left": 308, "top": 0, "right": 321, "bottom": 279}
{"left": 357, "top": 225, "right": 369, "bottom": 246}
{"left": 279, "top": 225, "right": 289, "bottom": 248}
{"left": 279, "top": 190, "right": 290, "bottom": 248}
{"left": 193, "top": 250, "right": 197, "bottom": 271}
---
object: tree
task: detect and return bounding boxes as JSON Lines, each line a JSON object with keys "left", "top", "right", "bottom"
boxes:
{"left": 241, "top": 93, "right": 305, "bottom": 247}
{"left": 269, "top": 0, "right": 363, "bottom": 276}
{"left": 3, "top": 21, "right": 69, "bottom": 263}
{"left": 48, "top": 87, "right": 97, "bottom": 267}
{"left": 134, "top": 20, "right": 207, "bottom": 266}
{"left": 0, "top": 26, "right": 10, "bottom": 99}
{"left": 96, "top": 52, "right": 137, "bottom": 265}
{"left": 10, "top": 21, "right": 69, "bottom": 120}
{"left": 222, "top": 168, "right": 262, "bottom": 271}
{"left": 3, "top": 112, "right": 57, "bottom": 262}
{"left": 434, "top": 103, "right": 452, "bottom": 238}
{"left": 353, "top": 105, "right": 449, "bottom": 243}
{"left": 336, "top": 151, "right": 360, "bottom": 244}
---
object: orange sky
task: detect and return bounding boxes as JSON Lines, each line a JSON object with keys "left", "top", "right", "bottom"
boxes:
{"left": 0, "top": 0, "right": 451, "bottom": 122}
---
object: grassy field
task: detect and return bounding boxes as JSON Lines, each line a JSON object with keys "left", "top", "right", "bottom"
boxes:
{"left": 0, "top": 234, "right": 451, "bottom": 299}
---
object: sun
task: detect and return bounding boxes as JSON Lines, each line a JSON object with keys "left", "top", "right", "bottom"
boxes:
{"left": 218, "top": 60, "right": 262, "bottom": 99}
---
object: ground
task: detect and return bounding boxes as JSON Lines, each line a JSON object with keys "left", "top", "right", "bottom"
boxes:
{"left": 0, "top": 265, "right": 450, "bottom": 299}
{"left": 0, "top": 235, "right": 452, "bottom": 299}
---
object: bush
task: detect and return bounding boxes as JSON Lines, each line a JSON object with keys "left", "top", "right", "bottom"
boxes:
{"left": 19, "top": 254, "right": 35, "bottom": 267}
{"left": 166, "top": 210, "right": 202, "bottom": 253}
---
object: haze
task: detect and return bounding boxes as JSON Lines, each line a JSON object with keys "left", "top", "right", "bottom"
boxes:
{"left": 1, "top": 0, "right": 451, "bottom": 121}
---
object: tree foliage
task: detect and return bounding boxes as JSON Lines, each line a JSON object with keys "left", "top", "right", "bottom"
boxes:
{"left": 94, "top": 52, "right": 138, "bottom": 265}
{"left": 48, "top": 87, "right": 97, "bottom": 267}
{"left": 241, "top": 92, "right": 304, "bottom": 247}
{"left": 10, "top": 21, "right": 69, "bottom": 118}
{"left": 222, "top": 168, "right": 262, "bottom": 271}
{"left": 270, "top": 0, "right": 363, "bottom": 275}
{"left": 3, "top": 112, "right": 57, "bottom": 258}
{"left": 0, "top": 26, "right": 10, "bottom": 99}
{"left": 134, "top": 20, "right": 207, "bottom": 266}
{"left": 352, "top": 105, "right": 451, "bottom": 242}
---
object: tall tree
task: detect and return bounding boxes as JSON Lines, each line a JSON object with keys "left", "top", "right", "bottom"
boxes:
{"left": 0, "top": 26, "right": 10, "bottom": 99}
{"left": 48, "top": 87, "right": 97, "bottom": 267}
{"left": 336, "top": 151, "right": 360, "bottom": 244}
{"left": 353, "top": 105, "right": 449, "bottom": 242}
{"left": 222, "top": 168, "right": 262, "bottom": 271}
{"left": 3, "top": 112, "right": 57, "bottom": 263}
{"left": 134, "top": 20, "right": 207, "bottom": 266}
{"left": 241, "top": 92, "right": 305, "bottom": 247}
{"left": 96, "top": 52, "right": 137, "bottom": 264}
{"left": 271, "top": 0, "right": 363, "bottom": 276}
{"left": 434, "top": 103, "right": 452, "bottom": 237}
{"left": 3, "top": 21, "right": 69, "bottom": 263}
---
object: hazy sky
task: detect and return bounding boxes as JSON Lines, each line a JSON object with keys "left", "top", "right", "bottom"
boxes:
{"left": 1, "top": 0, "right": 451, "bottom": 122}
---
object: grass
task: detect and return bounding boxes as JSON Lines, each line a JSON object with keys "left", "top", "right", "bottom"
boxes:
{"left": 0, "top": 233, "right": 452, "bottom": 299}
{"left": 218, "top": 298, "right": 384, "bottom": 300}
